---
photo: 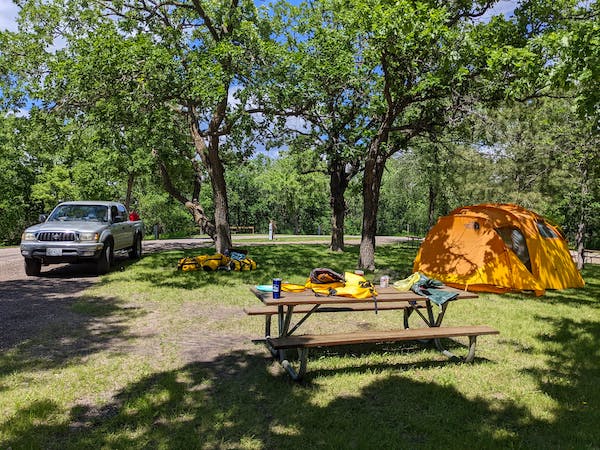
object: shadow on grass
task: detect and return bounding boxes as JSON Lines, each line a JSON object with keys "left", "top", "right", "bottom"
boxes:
{"left": 519, "top": 314, "right": 600, "bottom": 446}
{"left": 0, "top": 273, "right": 146, "bottom": 382}
{"left": 3, "top": 340, "right": 597, "bottom": 449}
{"left": 499, "top": 264, "right": 600, "bottom": 308}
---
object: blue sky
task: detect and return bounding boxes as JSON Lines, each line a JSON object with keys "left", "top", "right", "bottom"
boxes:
{"left": 0, "top": 0, "right": 19, "bottom": 31}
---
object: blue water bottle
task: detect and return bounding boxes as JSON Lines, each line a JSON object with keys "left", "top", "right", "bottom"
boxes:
{"left": 272, "top": 278, "right": 282, "bottom": 299}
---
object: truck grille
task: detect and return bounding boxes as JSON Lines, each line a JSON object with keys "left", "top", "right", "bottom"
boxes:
{"left": 37, "top": 232, "right": 76, "bottom": 242}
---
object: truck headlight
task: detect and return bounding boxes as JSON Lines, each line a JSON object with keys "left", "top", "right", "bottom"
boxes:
{"left": 22, "top": 232, "right": 37, "bottom": 241}
{"left": 79, "top": 232, "right": 99, "bottom": 242}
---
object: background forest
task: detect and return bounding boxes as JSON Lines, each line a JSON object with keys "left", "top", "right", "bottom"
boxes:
{"left": 1, "top": 0, "right": 599, "bottom": 259}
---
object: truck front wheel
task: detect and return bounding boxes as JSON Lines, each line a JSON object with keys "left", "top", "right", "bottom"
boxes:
{"left": 24, "top": 258, "right": 42, "bottom": 276}
{"left": 97, "top": 241, "right": 113, "bottom": 275}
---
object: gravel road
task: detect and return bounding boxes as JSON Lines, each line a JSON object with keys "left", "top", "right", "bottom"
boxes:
{"left": 0, "top": 238, "right": 216, "bottom": 282}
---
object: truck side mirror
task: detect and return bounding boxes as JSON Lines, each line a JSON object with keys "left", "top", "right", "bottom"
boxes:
{"left": 39, "top": 214, "right": 47, "bottom": 222}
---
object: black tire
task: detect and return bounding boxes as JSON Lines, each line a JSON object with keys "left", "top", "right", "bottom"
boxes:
{"left": 128, "top": 234, "right": 142, "bottom": 259}
{"left": 24, "top": 258, "right": 42, "bottom": 276}
{"left": 97, "top": 241, "right": 113, "bottom": 275}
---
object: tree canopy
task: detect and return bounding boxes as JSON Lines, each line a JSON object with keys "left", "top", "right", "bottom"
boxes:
{"left": 1, "top": 0, "right": 598, "bottom": 267}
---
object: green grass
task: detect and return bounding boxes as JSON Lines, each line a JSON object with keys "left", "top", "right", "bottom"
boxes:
{"left": 1, "top": 243, "right": 599, "bottom": 449}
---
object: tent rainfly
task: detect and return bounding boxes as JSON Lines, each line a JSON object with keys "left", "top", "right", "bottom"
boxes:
{"left": 413, "top": 203, "right": 585, "bottom": 296}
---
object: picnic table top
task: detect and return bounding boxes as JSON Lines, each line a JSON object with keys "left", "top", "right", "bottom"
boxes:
{"left": 251, "top": 285, "right": 477, "bottom": 306}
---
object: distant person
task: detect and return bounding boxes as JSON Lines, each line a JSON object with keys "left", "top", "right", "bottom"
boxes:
{"left": 268, "top": 219, "right": 276, "bottom": 240}
{"left": 129, "top": 210, "right": 140, "bottom": 221}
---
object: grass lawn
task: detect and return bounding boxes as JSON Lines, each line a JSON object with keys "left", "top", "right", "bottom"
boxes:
{"left": 1, "top": 243, "right": 599, "bottom": 449}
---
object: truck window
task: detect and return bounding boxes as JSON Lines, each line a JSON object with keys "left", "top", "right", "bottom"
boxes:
{"left": 117, "top": 204, "right": 127, "bottom": 217}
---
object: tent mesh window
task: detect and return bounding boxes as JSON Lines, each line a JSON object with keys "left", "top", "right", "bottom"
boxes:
{"left": 495, "top": 227, "right": 532, "bottom": 272}
{"left": 536, "top": 221, "right": 559, "bottom": 239}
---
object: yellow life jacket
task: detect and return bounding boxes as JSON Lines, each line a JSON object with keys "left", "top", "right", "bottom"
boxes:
{"left": 392, "top": 272, "right": 420, "bottom": 291}
{"left": 198, "top": 253, "right": 229, "bottom": 271}
{"left": 328, "top": 272, "right": 377, "bottom": 299}
{"left": 304, "top": 270, "right": 377, "bottom": 299}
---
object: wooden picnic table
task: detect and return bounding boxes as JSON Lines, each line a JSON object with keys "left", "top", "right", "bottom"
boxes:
{"left": 246, "top": 285, "right": 499, "bottom": 381}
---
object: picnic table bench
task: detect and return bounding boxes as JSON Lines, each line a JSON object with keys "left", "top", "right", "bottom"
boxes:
{"left": 246, "top": 286, "right": 499, "bottom": 381}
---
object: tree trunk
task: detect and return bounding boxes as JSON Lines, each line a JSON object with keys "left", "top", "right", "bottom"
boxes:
{"left": 575, "top": 164, "right": 588, "bottom": 270}
{"left": 359, "top": 145, "right": 387, "bottom": 271}
{"left": 185, "top": 200, "right": 217, "bottom": 238}
{"left": 189, "top": 104, "right": 232, "bottom": 253}
{"left": 428, "top": 184, "right": 436, "bottom": 229}
{"left": 153, "top": 149, "right": 217, "bottom": 240}
{"left": 204, "top": 134, "right": 232, "bottom": 252}
{"left": 427, "top": 146, "right": 440, "bottom": 229}
{"left": 575, "top": 220, "right": 586, "bottom": 270}
{"left": 330, "top": 164, "right": 348, "bottom": 252}
{"left": 209, "top": 163, "right": 232, "bottom": 253}
{"left": 124, "top": 173, "right": 135, "bottom": 211}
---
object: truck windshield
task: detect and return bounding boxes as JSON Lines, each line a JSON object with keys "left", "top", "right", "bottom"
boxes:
{"left": 48, "top": 205, "right": 109, "bottom": 222}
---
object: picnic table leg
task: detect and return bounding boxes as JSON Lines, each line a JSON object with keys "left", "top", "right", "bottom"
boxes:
{"left": 403, "top": 300, "right": 437, "bottom": 328}
{"left": 433, "top": 303, "right": 449, "bottom": 327}
{"left": 403, "top": 302, "right": 431, "bottom": 328}
{"left": 403, "top": 308, "right": 412, "bottom": 329}
{"left": 426, "top": 300, "right": 436, "bottom": 326}
{"left": 271, "top": 305, "right": 317, "bottom": 381}
{"left": 426, "top": 302, "right": 475, "bottom": 360}
{"left": 265, "top": 315, "right": 272, "bottom": 338}
{"left": 281, "top": 348, "right": 308, "bottom": 381}
{"left": 264, "top": 315, "right": 279, "bottom": 358}
{"left": 276, "top": 305, "right": 296, "bottom": 370}
{"left": 434, "top": 335, "right": 478, "bottom": 362}
{"left": 423, "top": 302, "right": 476, "bottom": 361}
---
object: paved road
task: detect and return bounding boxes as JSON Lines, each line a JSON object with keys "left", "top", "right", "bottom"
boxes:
{"left": 0, "top": 246, "right": 23, "bottom": 280}
{"left": 0, "top": 238, "right": 213, "bottom": 281}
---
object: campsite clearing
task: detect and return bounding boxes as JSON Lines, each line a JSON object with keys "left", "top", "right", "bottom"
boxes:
{"left": 0, "top": 242, "right": 598, "bottom": 449}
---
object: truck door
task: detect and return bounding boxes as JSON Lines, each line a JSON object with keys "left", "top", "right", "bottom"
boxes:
{"left": 110, "top": 205, "right": 128, "bottom": 250}
{"left": 118, "top": 204, "right": 133, "bottom": 249}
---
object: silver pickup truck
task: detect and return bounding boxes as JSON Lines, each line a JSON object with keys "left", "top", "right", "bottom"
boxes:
{"left": 20, "top": 201, "right": 144, "bottom": 276}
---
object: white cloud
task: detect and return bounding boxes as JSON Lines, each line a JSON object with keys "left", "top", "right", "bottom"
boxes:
{"left": 4, "top": 107, "right": 30, "bottom": 118}
{"left": 0, "top": 0, "right": 19, "bottom": 31}
{"left": 479, "top": 0, "right": 517, "bottom": 22}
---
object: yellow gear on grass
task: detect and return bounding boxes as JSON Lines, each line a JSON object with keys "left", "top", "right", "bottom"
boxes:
{"left": 177, "top": 253, "right": 257, "bottom": 271}
{"left": 229, "top": 257, "right": 258, "bottom": 271}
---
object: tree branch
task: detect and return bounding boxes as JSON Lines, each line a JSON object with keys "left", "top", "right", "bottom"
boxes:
{"left": 190, "top": 0, "right": 221, "bottom": 41}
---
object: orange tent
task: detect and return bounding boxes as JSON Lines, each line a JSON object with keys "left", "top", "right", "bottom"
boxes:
{"left": 413, "top": 203, "right": 585, "bottom": 296}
